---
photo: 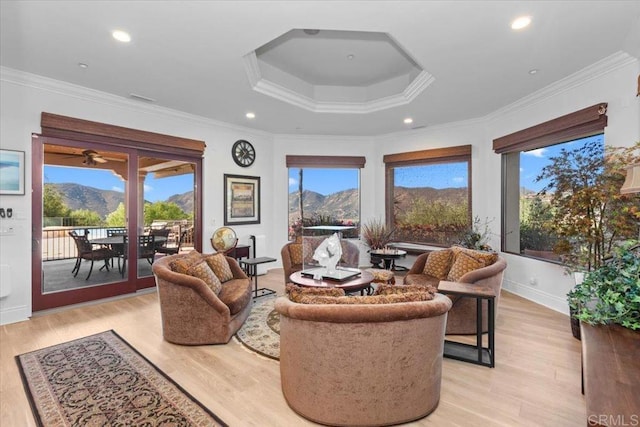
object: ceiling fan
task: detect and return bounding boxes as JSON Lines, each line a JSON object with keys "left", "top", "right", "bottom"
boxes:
{"left": 81, "top": 150, "right": 108, "bottom": 166}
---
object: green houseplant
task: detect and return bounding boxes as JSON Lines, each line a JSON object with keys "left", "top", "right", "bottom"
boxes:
{"left": 458, "top": 216, "right": 494, "bottom": 251}
{"left": 537, "top": 140, "right": 639, "bottom": 339}
{"left": 361, "top": 218, "right": 394, "bottom": 250}
{"left": 567, "top": 243, "right": 640, "bottom": 331}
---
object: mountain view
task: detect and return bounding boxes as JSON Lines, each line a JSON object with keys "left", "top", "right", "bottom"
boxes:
{"left": 47, "top": 183, "right": 194, "bottom": 218}
{"left": 288, "top": 189, "right": 359, "bottom": 223}
{"left": 392, "top": 186, "right": 468, "bottom": 213}
{"left": 288, "top": 186, "right": 467, "bottom": 223}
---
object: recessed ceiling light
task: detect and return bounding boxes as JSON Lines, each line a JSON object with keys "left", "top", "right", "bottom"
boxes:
{"left": 246, "top": 112, "right": 256, "bottom": 119}
{"left": 78, "top": 63, "right": 88, "bottom": 69}
{"left": 112, "top": 30, "right": 131, "bottom": 43}
{"left": 404, "top": 118, "right": 413, "bottom": 124}
{"left": 529, "top": 69, "right": 539, "bottom": 75}
{"left": 303, "top": 29, "right": 320, "bottom": 35}
{"left": 347, "top": 54, "right": 355, "bottom": 60}
{"left": 511, "top": 16, "right": 532, "bottom": 30}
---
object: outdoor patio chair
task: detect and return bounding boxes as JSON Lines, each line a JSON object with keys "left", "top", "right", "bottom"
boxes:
{"left": 120, "top": 234, "right": 156, "bottom": 278}
{"left": 156, "top": 229, "right": 188, "bottom": 256}
{"left": 68, "top": 230, "right": 116, "bottom": 280}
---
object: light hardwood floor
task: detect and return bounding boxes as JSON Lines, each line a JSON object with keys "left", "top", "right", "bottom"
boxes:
{"left": 1, "top": 268, "right": 585, "bottom": 426}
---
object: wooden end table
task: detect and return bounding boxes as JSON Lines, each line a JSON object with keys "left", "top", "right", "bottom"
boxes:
{"left": 438, "top": 280, "right": 497, "bottom": 368}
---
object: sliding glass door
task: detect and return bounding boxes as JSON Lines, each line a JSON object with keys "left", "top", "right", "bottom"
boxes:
{"left": 32, "top": 136, "right": 201, "bottom": 311}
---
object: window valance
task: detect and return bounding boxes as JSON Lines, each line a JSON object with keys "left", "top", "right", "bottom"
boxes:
{"left": 492, "top": 103, "right": 607, "bottom": 154}
{"left": 286, "top": 155, "right": 366, "bottom": 168}
{"left": 40, "top": 112, "right": 206, "bottom": 158}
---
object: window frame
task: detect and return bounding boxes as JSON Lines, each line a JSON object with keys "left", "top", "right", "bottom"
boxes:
{"left": 493, "top": 103, "right": 608, "bottom": 258}
{"left": 383, "top": 145, "right": 472, "bottom": 247}
{"left": 286, "top": 155, "right": 365, "bottom": 241}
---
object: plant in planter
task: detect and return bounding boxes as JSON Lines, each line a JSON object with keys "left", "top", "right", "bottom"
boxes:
{"left": 567, "top": 243, "right": 640, "bottom": 331}
{"left": 458, "top": 216, "right": 494, "bottom": 251}
{"left": 361, "top": 218, "right": 394, "bottom": 250}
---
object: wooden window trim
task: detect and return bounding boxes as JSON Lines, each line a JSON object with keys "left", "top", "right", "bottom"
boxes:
{"left": 383, "top": 145, "right": 471, "bottom": 167}
{"left": 286, "top": 155, "right": 366, "bottom": 168}
{"left": 384, "top": 145, "right": 472, "bottom": 246}
{"left": 492, "top": 103, "right": 607, "bottom": 154}
{"left": 41, "top": 112, "right": 206, "bottom": 158}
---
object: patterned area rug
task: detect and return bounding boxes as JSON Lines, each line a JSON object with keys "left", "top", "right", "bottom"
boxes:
{"left": 235, "top": 295, "right": 280, "bottom": 360}
{"left": 16, "top": 330, "right": 227, "bottom": 427}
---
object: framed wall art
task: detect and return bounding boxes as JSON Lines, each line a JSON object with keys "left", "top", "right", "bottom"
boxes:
{"left": 0, "top": 149, "right": 25, "bottom": 195}
{"left": 224, "top": 174, "right": 260, "bottom": 225}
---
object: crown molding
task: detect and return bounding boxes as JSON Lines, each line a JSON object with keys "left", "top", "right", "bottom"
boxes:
{"left": 485, "top": 51, "right": 637, "bottom": 122}
{"left": 274, "top": 133, "right": 373, "bottom": 143}
{"left": 243, "top": 52, "right": 434, "bottom": 114}
{"left": 0, "top": 66, "right": 274, "bottom": 140}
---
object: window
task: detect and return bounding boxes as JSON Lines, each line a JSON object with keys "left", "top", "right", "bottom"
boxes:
{"left": 493, "top": 103, "right": 608, "bottom": 260}
{"left": 286, "top": 155, "right": 365, "bottom": 240}
{"left": 383, "top": 145, "right": 471, "bottom": 246}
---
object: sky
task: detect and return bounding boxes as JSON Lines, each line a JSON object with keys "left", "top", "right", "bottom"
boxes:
{"left": 520, "top": 134, "right": 602, "bottom": 192}
{"left": 44, "top": 166, "right": 194, "bottom": 202}
{"left": 287, "top": 134, "right": 602, "bottom": 195}
{"left": 45, "top": 133, "right": 602, "bottom": 200}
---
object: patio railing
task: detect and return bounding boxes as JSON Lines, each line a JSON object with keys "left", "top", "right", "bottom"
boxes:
{"left": 41, "top": 222, "right": 194, "bottom": 261}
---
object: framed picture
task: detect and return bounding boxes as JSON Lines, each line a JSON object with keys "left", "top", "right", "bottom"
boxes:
{"left": 224, "top": 174, "right": 260, "bottom": 225}
{"left": 0, "top": 149, "right": 25, "bottom": 195}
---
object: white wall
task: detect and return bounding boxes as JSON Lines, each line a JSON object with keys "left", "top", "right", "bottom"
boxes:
{"left": 1, "top": 52, "right": 638, "bottom": 324}
{"left": 271, "top": 134, "right": 377, "bottom": 268}
{"left": 0, "top": 68, "right": 276, "bottom": 324}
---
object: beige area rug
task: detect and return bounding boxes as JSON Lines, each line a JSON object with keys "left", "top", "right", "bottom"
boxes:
{"left": 235, "top": 295, "right": 280, "bottom": 360}
{"left": 16, "top": 330, "right": 227, "bottom": 427}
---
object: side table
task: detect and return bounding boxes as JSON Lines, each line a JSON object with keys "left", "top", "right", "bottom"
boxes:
{"left": 438, "top": 280, "right": 497, "bottom": 368}
{"left": 227, "top": 244, "right": 250, "bottom": 260}
{"left": 370, "top": 249, "right": 407, "bottom": 271}
{"left": 240, "top": 257, "right": 277, "bottom": 298}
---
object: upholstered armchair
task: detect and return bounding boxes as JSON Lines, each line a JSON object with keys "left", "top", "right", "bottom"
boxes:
{"left": 281, "top": 237, "right": 360, "bottom": 284}
{"left": 152, "top": 252, "right": 253, "bottom": 345}
{"left": 404, "top": 248, "right": 507, "bottom": 335}
{"left": 275, "top": 292, "right": 452, "bottom": 426}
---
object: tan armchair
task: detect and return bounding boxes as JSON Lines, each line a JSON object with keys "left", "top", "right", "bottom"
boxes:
{"left": 281, "top": 237, "right": 360, "bottom": 284}
{"left": 275, "top": 293, "right": 452, "bottom": 426}
{"left": 404, "top": 249, "right": 507, "bottom": 335}
{"left": 152, "top": 253, "right": 253, "bottom": 345}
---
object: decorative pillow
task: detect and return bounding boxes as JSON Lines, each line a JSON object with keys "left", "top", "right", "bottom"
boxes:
{"left": 422, "top": 249, "right": 454, "bottom": 279}
{"left": 288, "top": 243, "right": 304, "bottom": 265}
{"left": 376, "top": 284, "right": 437, "bottom": 296}
{"left": 447, "top": 251, "right": 486, "bottom": 282}
{"left": 294, "top": 292, "right": 435, "bottom": 305}
{"left": 286, "top": 283, "right": 345, "bottom": 302}
{"left": 450, "top": 246, "right": 497, "bottom": 266}
{"left": 170, "top": 255, "right": 200, "bottom": 274}
{"left": 187, "top": 260, "right": 222, "bottom": 295}
{"left": 302, "top": 237, "right": 324, "bottom": 264}
{"left": 204, "top": 253, "right": 234, "bottom": 283}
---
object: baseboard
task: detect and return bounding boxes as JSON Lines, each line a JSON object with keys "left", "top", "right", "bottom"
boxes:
{"left": 0, "top": 304, "right": 31, "bottom": 326}
{"left": 503, "top": 279, "right": 569, "bottom": 315}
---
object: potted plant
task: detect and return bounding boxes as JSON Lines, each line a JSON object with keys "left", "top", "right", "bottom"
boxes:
{"left": 458, "top": 216, "right": 494, "bottom": 251}
{"left": 361, "top": 218, "right": 394, "bottom": 250}
{"left": 567, "top": 243, "right": 640, "bottom": 334}
{"left": 542, "top": 141, "right": 640, "bottom": 338}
